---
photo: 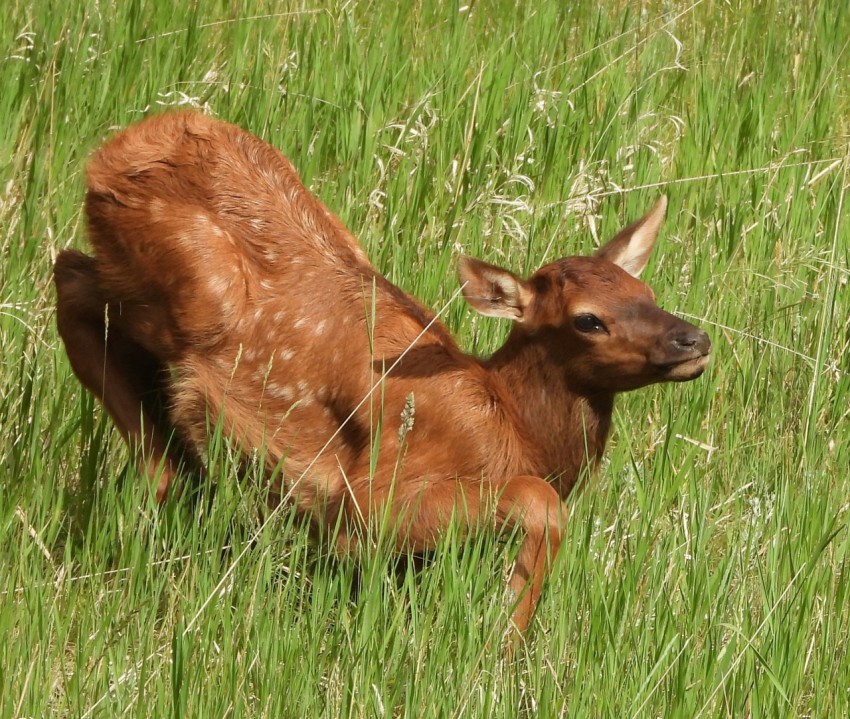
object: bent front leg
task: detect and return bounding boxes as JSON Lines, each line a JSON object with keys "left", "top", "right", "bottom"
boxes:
{"left": 337, "top": 473, "right": 565, "bottom": 641}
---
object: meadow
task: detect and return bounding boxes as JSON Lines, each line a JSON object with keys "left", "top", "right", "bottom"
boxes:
{"left": 1, "top": 0, "right": 849, "bottom": 716}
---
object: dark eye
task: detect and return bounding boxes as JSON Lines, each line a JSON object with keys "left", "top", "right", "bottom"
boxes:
{"left": 574, "top": 314, "right": 606, "bottom": 333}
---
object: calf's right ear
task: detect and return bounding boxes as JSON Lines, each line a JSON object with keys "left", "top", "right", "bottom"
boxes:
{"left": 457, "top": 256, "right": 533, "bottom": 322}
{"left": 595, "top": 195, "right": 667, "bottom": 278}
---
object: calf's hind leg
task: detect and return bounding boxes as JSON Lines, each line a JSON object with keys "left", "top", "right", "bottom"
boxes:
{"left": 54, "top": 250, "right": 200, "bottom": 502}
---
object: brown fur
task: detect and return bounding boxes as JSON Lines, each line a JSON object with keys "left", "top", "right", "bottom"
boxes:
{"left": 54, "top": 111, "right": 710, "bottom": 637}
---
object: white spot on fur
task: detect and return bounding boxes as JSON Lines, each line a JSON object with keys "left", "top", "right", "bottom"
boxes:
{"left": 208, "top": 273, "right": 231, "bottom": 298}
{"left": 250, "top": 218, "right": 263, "bottom": 231}
{"left": 254, "top": 306, "right": 265, "bottom": 322}
{"left": 149, "top": 198, "right": 166, "bottom": 218}
{"left": 315, "top": 320, "right": 327, "bottom": 335}
{"left": 220, "top": 297, "right": 236, "bottom": 317}
{"left": 295, "top": 381, "right": 315, "bottom": 406}
{"left": 280, "top": 349, "right": 294, "bottom": 361}
{"left": 294, "top": 318, "right": 306, "bottom": 330}
{"left": 273, "top": 310, "right": 285, "bottom": 324}
{"left": 267, "top": 382, "right": 294, "bottom": 400}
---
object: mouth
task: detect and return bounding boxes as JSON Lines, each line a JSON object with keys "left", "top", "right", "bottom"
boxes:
{"left": 657, "top": 352, "right": 711, "bottom": 381}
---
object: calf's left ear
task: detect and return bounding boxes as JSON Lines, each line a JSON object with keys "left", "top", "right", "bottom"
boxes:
{"left": 596, "top": 195, "right": 667, "bottom": 278}
{"left": 457, "top": 256, "right": 534, "bottom": 321}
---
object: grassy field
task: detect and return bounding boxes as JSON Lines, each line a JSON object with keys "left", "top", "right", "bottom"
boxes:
{"left": 2, "top": 0, "right": 849, "bottom": 716}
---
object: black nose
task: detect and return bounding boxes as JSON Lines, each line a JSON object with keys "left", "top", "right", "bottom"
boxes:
{"left": 672, "top": 329, "right": 711, "bottom": 355}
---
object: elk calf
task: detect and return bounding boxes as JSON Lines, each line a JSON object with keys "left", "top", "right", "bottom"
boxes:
{"left": 54, "top": 112, "right": 710, "bottom": 636}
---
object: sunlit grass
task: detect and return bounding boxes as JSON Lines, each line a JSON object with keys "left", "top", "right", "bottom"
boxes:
{"left": 2, "top": 0, "right": 849, "bottom": 716}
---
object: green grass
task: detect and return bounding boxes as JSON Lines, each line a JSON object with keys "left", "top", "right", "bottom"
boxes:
{"left": 2, "top": 0, "right": 849, "bottom": 716}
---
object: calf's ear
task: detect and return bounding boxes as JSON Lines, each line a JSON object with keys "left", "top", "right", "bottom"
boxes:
{"left": 595, "top": 195, "right": 667, "bottom": 278}
{"left": 457, "top": 256, "right": 534, "bottom": 321}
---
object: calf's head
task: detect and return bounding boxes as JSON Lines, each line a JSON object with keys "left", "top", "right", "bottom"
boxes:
{"left": 458, "top": 196, "right": 711, "bottom": 393}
